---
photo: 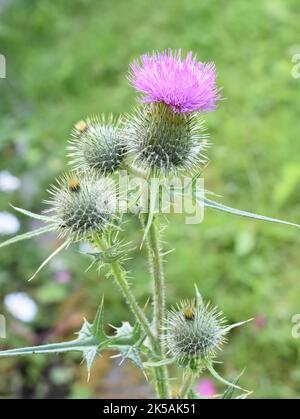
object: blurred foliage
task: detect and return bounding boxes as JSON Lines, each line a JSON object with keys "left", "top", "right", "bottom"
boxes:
{"left": 0, "top": 0, "right": 300, "bottom": 399}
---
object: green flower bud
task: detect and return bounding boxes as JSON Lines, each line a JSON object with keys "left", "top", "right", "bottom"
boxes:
{"left": 45, "top": 173, "right": 118, "bottom": 242}
{"left": 68, "top": 116, "right": 126, "bottom": 175}
{"left": 164, "top": 300, "right": 227, "bottom": 367}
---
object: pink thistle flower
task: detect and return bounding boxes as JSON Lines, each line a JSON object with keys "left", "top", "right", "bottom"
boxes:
{"left": 196, "top": 378, "right": 217, "bottom": 397}
{"left": 54, "top": 270, "right": 71, "bottom": 284}
{"left": 128, "top": 49, "right": 220, "bottom": 114}
{"left": 254, "top": 314, "right": 267, "bottom": 330}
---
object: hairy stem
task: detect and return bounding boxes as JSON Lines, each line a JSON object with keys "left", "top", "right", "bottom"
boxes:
{"left": 141, "top": 215, "right": 170, "bottom": 399}
{"left": 148, "top": 219, "right": 165, "bottom": 349}
{"left": 179, "top": 370, "right": 196, "bottom": 399}
{"left": 94, "top": 235, "right": 155, "bottom": 348}
{"left": 94, "top": 234, "right": 169, "bottom": 398}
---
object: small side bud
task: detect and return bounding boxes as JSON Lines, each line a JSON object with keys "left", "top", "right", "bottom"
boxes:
{"left": 45, "top": 173, "right": 119, "bottom": 242}
{"left": 68, "top": 116, "right": 126, "bottom": 176}
{"left": 164, "top": 299, "right": 227, "bottom": 368}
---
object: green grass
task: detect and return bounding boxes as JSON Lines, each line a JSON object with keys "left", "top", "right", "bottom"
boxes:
{"left": 0, "top": 0, "right": 300, "bottom": 398}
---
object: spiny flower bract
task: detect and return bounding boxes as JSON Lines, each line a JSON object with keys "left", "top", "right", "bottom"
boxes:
{"left": 164, "top": 300, "right": 227, "bottom": 364}
{"left": 45, "top": 174, "right": 118, "bottom": 242}
{"left": 129, "top": 49, "right": 220, "bottom": 114}
{"left": 123, "top": 103, "right": 208, "bottom": 174}
{"left": 68, "top": 116, "right": 125, "bottom": 176}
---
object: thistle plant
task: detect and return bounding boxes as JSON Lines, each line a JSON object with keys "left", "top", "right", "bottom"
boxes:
{"left": 0, "top": 49, "right": 299, "bottom": 399}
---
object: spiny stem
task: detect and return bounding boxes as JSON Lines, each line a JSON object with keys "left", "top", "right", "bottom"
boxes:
{"left": 141, "top": 214, "right": 170, "bottom": 399}
{"left": 94, "top": 234, "right": 169, "bottom": 398}
{"left": 147, "top": 219, "right": 165, "bottom": 349}
{"left": 122, "top": 163, "right": 170, "bottom": 398}
{"left": 179, "top": 370, "right": 196, "bottom": 399}
{"left": 93, "top": 235, "right": 156, "bottom": 349}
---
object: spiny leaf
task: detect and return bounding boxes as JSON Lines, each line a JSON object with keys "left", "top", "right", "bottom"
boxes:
{"left": 109, "top": 320, "right": 144, "bottom": 346}
{"left": 222, "top": 370, "right": 245, "bottom": 399}
{"left": 84, "top": 244, "right": 128, "bottom": 271}
{"left": 29, "top": 240, "right": 69, "bottom": 281}
{"left": 83, "top": 347, "right": 99, "bottom": 381}
{"left": 205, "top": 361, "right": 248, "bottom": 393}
{"left": 202, "top": 197, "right": 300, "bottom": 228}
{"left": 0, "top": 300, "right": 110, "bottom": 377}
{"left": 112, "top": 345, "right": 144, "bottom": 370}
{"left": 0, "top": 225, "right": 55, "bottom": 249}
{"left": 91, "top": 296, "right": 106, "bottom": 341}
{"left": 0, "top": 336, "right": 98, "bottom": 357}
{"left": 9, "top": 204, "right": 51, "bottom": 222}
{"left": 223, "top": 318, "right": 253, "bottom": 333}
{"left": 110, "top": 321, "right": 134, "bottom": 340}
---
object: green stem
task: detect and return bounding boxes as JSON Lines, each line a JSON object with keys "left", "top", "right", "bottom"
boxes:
{"left": 179, "top": 370, "right": 196, "bottom": 399}
{"left": 95, "top": 234, "right": 169, "bottom": 398}
{"left": 148, "top": 220, "right": 165, "bottom": 348}
{"left": 124, "top": 163, "right": 148, "bottom": 179}
{"left": 141, "top": 215, "right": 170, "bottom": 399}
{"left": 121, "top": 163, "right": 170, "bottom": 398}
{"left": 93, "top": 235, "right": 156, "bottom": 349}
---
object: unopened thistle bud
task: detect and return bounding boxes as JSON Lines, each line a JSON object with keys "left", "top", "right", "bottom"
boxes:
{"left": 45, "top": 174, "right": 118, "bottom": 242}
{"left": 68, "top": 116, "right": 125, "bottom": 175}
{"left": 124, "top": 103, "right": 208, "bottom": 174}
{"left": 164, "top": 300, "right": 227, "bottom": 368}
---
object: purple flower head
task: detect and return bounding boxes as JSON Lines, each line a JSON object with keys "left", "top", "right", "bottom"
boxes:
{"left": 129, "top": 49, "right": 220, "bottom": 114}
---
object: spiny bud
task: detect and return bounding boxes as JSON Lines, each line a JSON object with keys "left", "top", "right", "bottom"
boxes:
{"left": 164, "top": 299, "right": 227, "bottom": 367}
{"left": 44, "top": 173, "right": 118, "bottom": 242}
{"left": 68, "top": 116, "right": 126, "bottom": 176}
{"left": 123, "top": 103, "right": 208, "bottom": 175}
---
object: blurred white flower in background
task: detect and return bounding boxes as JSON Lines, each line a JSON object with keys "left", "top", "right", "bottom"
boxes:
{"left": 0, "top": 212, "right": 20, "bottom": 235}
{"left": 4, "top": 292, "right": 38, "bottom": 323}
{"left": 79, "top": 241, "right": 97, "bottom": 253}
{"left": 0, "top": 171, "right": 21, "bottom": 192}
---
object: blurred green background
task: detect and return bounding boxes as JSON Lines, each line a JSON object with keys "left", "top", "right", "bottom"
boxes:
{"left": 0, "top": 0, "right": 300, "bottom": 399}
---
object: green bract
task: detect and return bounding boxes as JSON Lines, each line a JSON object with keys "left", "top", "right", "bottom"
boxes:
{"left": 123, "top": 103, "right": 208, "bottom": 174}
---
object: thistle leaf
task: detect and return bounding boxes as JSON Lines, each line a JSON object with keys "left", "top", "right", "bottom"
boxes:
{"left": 29, "top": 240, "right": 69, "bottom": 281}
{"left": 0, "top": 337, "right": 98, "bottom": 357}
{"left": 0, "top": 225, "right": 55, "bottom": 249}
{"left": 0, "top": 299, "right": 109, "bottom": 378}
{"left": 110, "top": 321, "right": 134, "bottom": 340}
{"left": 109, "top": 320, "right": 144, "bottom": 346}
{"left": 222, "top": 370, "right": 245, "bottom": 399}
{"left": 84, "top": 243, "right": 128, "bottom": 270}
{"left": 205, "top": 361, "right": 248, "bottom": 393}
{"left": 112, "top": 345, "right": 144, "bottom": 370}
{"left": 91, "top": 296, "right": 106, "bottom": 341}
{"left": 202, "top": 197, "right": 300, "bottom": 228}
{"left": 223, "top": 318, "right": 253, "bottom": 333}
{"left": 9, "top": 204, "right": 51, "bottom": 222}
